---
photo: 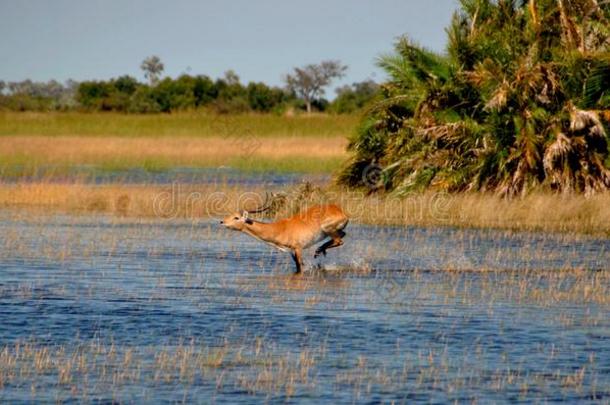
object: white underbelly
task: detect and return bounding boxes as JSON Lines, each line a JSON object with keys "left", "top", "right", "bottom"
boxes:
{"left": 268, "top": 241, "right": 291, "bottom": 252}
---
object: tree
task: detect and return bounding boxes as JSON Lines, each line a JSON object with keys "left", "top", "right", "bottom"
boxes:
{"left": 223, "top": 70, "right": 240, "bottom": 86}
{"left": 0, "top": 80, "right": 5, "bottom": 94}
{"left": 113, "top": 75, "right": 139, "bottom": 95}
{"left": 140, "top": 55, "right": 164, "bottom": 85}
{"left": 192, "top": 75, "right": 217, "bottom": 106}
{"left": 329, "top": 80, "right": 379, "bottom": 113}
{"left": 285, "top": 60, "right": 347, "bottom": 114}
{"left": 339, "top": 0, "right": 610, "bottom": 196}
{"left": 247, "top": 82, "right": 287, "bottom": 112}
{"left": 76, "top": 81, "right": 112, "bottom": 110}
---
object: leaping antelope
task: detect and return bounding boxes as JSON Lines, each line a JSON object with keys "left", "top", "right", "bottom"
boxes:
{"left": 220, "top": 195, "right": 348, "bottom": 273}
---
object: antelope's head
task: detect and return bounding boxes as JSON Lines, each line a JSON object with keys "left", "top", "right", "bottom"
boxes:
{"left": 220, "top": 211, "right": 253, "bottom": 231}
{"left": 220, "top": 193, "right": 273, "bottom": 231}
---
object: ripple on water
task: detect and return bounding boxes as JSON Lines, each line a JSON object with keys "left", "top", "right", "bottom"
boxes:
{"left": 0, "top": 213, "right": 609, "bottom": 403}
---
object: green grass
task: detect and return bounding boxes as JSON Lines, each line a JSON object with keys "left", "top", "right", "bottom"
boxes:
{"left": 0, "top": 111, "right": 355, "bottom": 176}
{"left": 0, "top": 111, "right": 358, "bottom": 138}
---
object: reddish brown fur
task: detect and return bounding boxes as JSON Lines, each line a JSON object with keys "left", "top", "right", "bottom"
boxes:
{"left": 221, "top": 204, "right": 348, "bottom": 273}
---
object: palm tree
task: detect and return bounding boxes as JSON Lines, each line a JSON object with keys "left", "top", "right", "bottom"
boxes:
{"left": 339, "top": 0, "right": 610, "bottom": 196}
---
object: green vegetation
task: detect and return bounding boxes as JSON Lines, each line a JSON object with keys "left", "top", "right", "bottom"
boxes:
{"left": 0, "top": 60, "right": 378, "bottom": 114}
{"left": 328, "top": 80, "right": 380, "bottom": 114}
{"left": 284, "top": 60, "right": 347, "bottom": 114}
{"left": 0, "top": 112, "right": 354, "bottom": 177}
{"left": 76, "top": 73, "right": 293, "bottom": 114}
{"left": 76, "top": 73, "right": 290, "bottom": 114}
{"left": 0, "top": 79, "right": 78, "bottom": 111}
{"left": 340, "top": 0, "right": 610, "bottom": 196}
{"left": 0, "top": 111, "right": 358, "bottom": 138}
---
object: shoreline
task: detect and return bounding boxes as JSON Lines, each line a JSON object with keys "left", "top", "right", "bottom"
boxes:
{"left": 1, "top": 181, "right": 609, "bottom": 236}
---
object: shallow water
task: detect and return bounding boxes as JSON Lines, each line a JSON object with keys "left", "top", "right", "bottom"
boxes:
{"left": 4, "top": 166, "right": 330, "bottom": 186}
{"left": 0, "top": 211, "right": 609, "bottom": 403}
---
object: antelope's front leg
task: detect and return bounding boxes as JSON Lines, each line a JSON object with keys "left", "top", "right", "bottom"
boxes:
{"left": 291, "top": 248, "right": 304, "bottom": 274}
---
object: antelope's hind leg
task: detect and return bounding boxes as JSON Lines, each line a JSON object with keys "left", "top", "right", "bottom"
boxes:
{"left": 313, "top": 230, "right": 346, "bottom": 258}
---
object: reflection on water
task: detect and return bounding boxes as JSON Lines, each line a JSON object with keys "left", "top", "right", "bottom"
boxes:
{"left": 0, "top": 212, "right": 609, "bottom": 403}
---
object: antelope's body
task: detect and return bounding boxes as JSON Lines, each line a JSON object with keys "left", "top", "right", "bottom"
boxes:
{"left": 221, "top": 204, "right": 348, "bottom": 273}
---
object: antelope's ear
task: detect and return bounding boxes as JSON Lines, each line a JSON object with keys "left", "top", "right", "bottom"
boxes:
{"left": 245, "top": 218, "right": 254, "bottom": 225}
{"left": 242, "top": 211, "right": 249, "bottom": 219}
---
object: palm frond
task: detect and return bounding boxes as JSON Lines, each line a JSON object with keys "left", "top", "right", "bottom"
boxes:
{"left": 339, "top": 0, "right": 610, "bottom": 196}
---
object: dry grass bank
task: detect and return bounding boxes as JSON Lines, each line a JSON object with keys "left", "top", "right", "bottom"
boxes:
{"left": 0, "top": 135, "right": 347, "bottom": 174}
{"left": 1, "top": 182, "right": 609, "bottom": 235}
{"left": 1, "top": 111, "right": 608, "bottom": 234}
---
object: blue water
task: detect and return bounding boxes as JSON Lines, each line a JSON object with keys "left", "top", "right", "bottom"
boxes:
{"left": 0, "top": 212, "right": 609, "bottom": 403}
{"left": 3, "top": 166, "right": 330, "bottom": 186}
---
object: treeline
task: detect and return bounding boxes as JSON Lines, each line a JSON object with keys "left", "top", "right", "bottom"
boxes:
{"left": 0, "top": 80, "right": 79, "bottom": 111}
{"left": 76, "top": 73, "right": 290, "bottom": 113}
{"left": 0, "top": 72, "right": 377, "bottom": 114}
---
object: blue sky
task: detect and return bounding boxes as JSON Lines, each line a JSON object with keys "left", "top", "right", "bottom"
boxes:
{"left": 0, "top": 0, "right": 459, "bottom": 90}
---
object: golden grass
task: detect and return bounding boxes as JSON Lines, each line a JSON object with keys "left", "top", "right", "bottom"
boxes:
{"left": 0, "top": 111, "right": 355, "bottom": 174}
{"left": 413, "top": 268, "right": 610, "bottom": 306}
{"left": 0, "top": 312, "right": 603, "bottom": 401}
{"left": 347, "top": 190, "right": 610, "bottom": 235}
{"left": 1, "top": 111, "right": 609, "bottom": 233}
{"left": 0, "top": 135, "right": 347, "bottom": 174}
{"left": 0, "top": 339, "right": 322, "bottom": 398}
{"left": 1, "top": 182, "right": 610, "bottom": 235}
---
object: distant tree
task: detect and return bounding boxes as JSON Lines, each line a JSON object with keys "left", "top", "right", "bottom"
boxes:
{"left": 77, "top": 81, "right": 112, "bottom": 110}
{"left": 0, "top": 79, "right": 76, "bottom": 111}
{"left": 246, "top": 82, "right": 287, "bottom": 112}
{"left": 113, "top": 75, "right": 139, "bottom": 95}
{"left": 140, "top": 55, "right": 164, "bottom": 85}
{"left": 59, "top": 79, "right": 79, "bottom": 108}
{"left": 152, "top": 75, "right": 199, "bottom": 112}
{"left": 128, "top": 86, "right": 161, "bottom": 113}
{"left": 0, "top": 80, "right": 5, "bottom": 94}
{"left": 35, "top": 80, "right": 64, "bottom": 99}
{"left": 330, "top": 79, "right": 379, "bottom": 113}
{"left": 216, "top": 71, "right": 244, "bottom": 99}
{"left": 284, "top": 60, "right": 347, "bottom": 113}
{"left": 209, "top": 71, "right": 248, "bottom": 113}
{"left": 192, "top": 75, "right": 217, "bottom": 106}
{"left": 8, "top": 80, "right": 33, "bottom": 95}
{"left": 223, "top": 70, "right": 240, "bottom": 86}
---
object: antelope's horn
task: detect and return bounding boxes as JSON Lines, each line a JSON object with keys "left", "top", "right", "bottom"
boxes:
{"left": 246, "top": 192, "right": 273, "bottom": 214}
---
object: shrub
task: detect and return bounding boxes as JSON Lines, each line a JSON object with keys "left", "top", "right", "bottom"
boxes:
{"left": 339, "top": 0, "right": 610, "bottom": 196}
